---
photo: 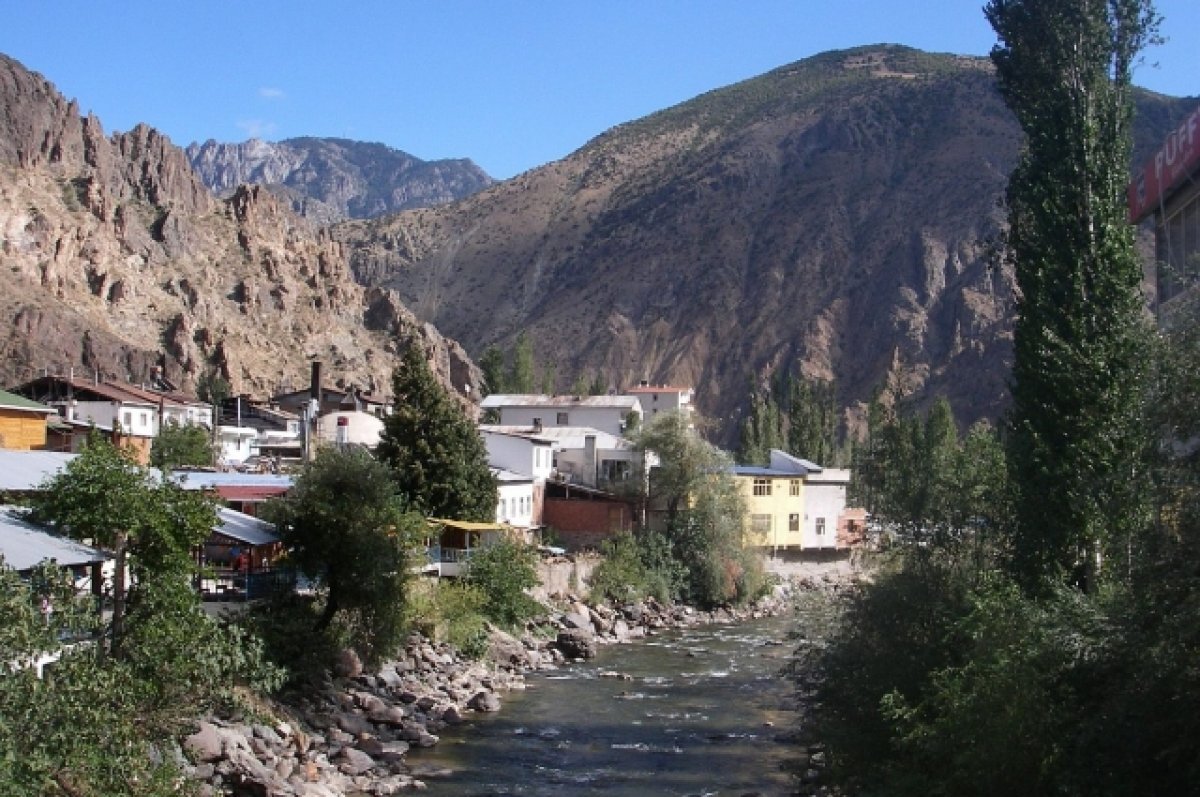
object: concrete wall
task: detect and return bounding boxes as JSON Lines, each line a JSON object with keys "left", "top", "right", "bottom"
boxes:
{"left": 532, "top": 555, "right": 600, "bottom": 601}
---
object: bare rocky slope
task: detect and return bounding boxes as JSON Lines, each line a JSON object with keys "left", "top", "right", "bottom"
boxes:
{"left": 186, "top": 137, "right": 493, "bottom": 226}
{"left": 337, "top": 46, "right": 1196, "bottom": 442}
{"left": 0, "top": 54, "right": 478, "bottom": 403}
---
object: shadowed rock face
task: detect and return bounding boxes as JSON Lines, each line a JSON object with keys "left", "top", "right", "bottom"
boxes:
{"left": 337, "top": 45, "right": 1196, "bottom": 442}
{"left": 186, "top": 137, "right": 494, "bottom": 225}
{"left": 0, "top": 53, "right": 478, "bottom": 403}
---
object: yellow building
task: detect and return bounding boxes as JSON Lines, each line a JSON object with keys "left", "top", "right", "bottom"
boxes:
{"left": 0, "top": 389, "right": 54, "bottom": 451}
{"left": 734, "top": 465, "right": 806, "bottom": 550}
{"left": 732, "top": 450, "right": 853, "bottom": 552}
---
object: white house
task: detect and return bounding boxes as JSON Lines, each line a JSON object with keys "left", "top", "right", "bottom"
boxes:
{"left": 479, "top": 394, "right": 643, "bottom": 438}
{"left": 533, "top": 426, "right": 647, "bottom": 490}
{"left": 480, "top": 426, "right": 555, "bottom": 482}
{"left": 493, "top": 468, "right": 536, "bottom": 531}
{"left": 315, "top": 410, "right": 385, "bottom": 448}
{"left": 624, "top": 383, "right": 694, "bottom": 428}
{"left": 767, "top": 450, "right": 851, "bottom": 550}
{"left": 217, "top": 425, "right": 259, "bottom": 466}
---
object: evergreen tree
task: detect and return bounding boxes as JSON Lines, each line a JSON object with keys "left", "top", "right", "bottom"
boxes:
{"left": 478, "top": 345, "right": 507, "bottom": 397}
{"left": 786, "top": 374, "right": 840, "bottom": 466}
{"left": 509, "top": 331, "right": 536, "bottom": 393}
{"left": 738, "top": 384, "right": 784, "bottom": 465}
{"left": 987, "top": 0, "right": 1158, "bottom": 590}
{"left": 377, "top": 344, "right": 497, "bottom": 521}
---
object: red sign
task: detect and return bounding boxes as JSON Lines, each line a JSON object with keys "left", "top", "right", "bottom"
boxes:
{"left": 1128, "top": 104, "right": 1200, "bottom": 222}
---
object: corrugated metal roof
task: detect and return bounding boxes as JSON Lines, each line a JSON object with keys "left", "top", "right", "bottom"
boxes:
{"left": 731, "top": 466, "right": 797, "bottom": 478}
{"left": 0, "top": 451, "right": 77, "bottom": 491}
{"left": 213, "top": 507, "right": 279, "bottom": 546}
{"left": 172, "top": 471, "right": 294, "bottom": 490}
{"left": 0, "top": 389, "right": 53, "bottom": 414}
{"left": 480, "top": 394, "right": 641, "bottom": 410}
{"left": 491, "top": 467, "right": 532, "bottom": 483}
{"left": 0, "top": 507, "right": 109, "bottom": 570}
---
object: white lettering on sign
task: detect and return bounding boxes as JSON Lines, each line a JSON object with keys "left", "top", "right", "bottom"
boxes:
{"left": 1155, "top": 107, "right": 1200, "bottom": 183}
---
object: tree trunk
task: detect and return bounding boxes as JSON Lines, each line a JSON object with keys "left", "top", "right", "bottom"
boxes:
{"left": 109, "top": 531, "right": 128, "bottom": 656}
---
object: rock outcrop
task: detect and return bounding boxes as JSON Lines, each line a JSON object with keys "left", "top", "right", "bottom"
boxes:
{"left": 0, "top": 53, "right": 479, "bottom": 401}
{"left": 186, "top": 137, "right": 493, "bottom": 225}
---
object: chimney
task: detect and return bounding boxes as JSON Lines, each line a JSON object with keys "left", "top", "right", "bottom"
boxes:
{"left": 310, "top": 361, "right": 322, "bottom": 405}
{"left": 585, "top": 434, "right": 597, "bottom": 487}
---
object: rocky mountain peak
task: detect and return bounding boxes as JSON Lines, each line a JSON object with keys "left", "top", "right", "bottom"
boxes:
{"left": 186, "top": 136, "right": 494, "bottom": 224}
{"left": 0, "top": 52, "right": 478, "bottom": 407}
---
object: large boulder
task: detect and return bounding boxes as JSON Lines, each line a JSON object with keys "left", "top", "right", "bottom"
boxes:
{"left": 554, "top": 628, "right": 597, "bottom": 659}
{"left": 467, "top": 690, "right": 502, "bottom": 712}
{"left": 183, "top": 721, "right": 224, "bottom": 763}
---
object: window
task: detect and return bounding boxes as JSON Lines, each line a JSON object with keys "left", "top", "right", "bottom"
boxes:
{"left": 753, "top": 478, "right": 771, "bottom": 496}
{"left": 789, "top": 513, "right": 800, "bottom": 533}
{"left": 816, "top": 517, "right": 827, "bottom": 536}
{"left": 140, "top": 412, "right": 149, "bottom": 427}
{"left": 499, "top": 499, "right": 507, "bottom": 519}
{"left": 751, "top": 514, "right": 772, "bottom": 533}
{"left": 602, "top": 459, "right": 632, "bottom": 482}
{"left": 122, "top": 411, "right": 132, "bottom": 428}
{"left": 556, "top": 412, "right": 569, "bottom": 425}
{"left": 790, "top": 479, "right": 801, "bottom": 497}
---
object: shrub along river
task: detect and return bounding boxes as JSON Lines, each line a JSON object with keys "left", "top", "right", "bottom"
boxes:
{"left": 407, "top": 613, "right": 800, "bottom": 796}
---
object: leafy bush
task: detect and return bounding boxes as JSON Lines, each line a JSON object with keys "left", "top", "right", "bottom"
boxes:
{"left": 464, "top": 539, "right": 541, "bottom": 628}
{"left": 588, "top": 532, "right": 652, "bottom": 603}
{"left": 404, "top": 579, "right": 490, "bottom": 659}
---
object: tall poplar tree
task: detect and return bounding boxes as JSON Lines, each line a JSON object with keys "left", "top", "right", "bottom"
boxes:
{"left": 986, "top": 0, "right": 1158, "bottom": 589}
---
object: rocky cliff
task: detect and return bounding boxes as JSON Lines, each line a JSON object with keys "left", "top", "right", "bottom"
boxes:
{"left": 0, "top": 53, "right": 478, "bottom": 404}
{"left": 186, "top": 137, "right": 493, "bottom": 225}
{"left": 337, "top": 46, "right": 1197, "bottom": 441}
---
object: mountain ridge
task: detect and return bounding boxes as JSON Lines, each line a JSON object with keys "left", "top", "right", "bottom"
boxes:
{"left": 336, "top": 44, "right": 1197, "bottom": 441}
{"left": 186, "top": 136, "right": 493, "bottom": 226}
{"left": 0, "top": 53, "right": 479, "bottom": 405}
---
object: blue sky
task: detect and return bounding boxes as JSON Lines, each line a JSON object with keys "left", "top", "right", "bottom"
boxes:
{"left": 2, "top": 2, "right": 1196, "bottom": 180}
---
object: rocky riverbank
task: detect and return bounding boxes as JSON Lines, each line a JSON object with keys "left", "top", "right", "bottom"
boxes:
{"left": 182, "top": 572, "right": 851, "bottom": 796}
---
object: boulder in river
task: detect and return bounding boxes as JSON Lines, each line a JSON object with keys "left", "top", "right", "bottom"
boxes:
{"left": 555, "top": 628, "right": 597, "bottom": 659}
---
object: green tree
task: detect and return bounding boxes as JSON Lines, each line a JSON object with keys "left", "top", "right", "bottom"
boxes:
{"left": 986, "top": 0, "right": 1158, "bottom": 590}
{"left": 738, "top": 384, "right": 784, "bottom": 466}
{"left": 509, "top": 331, "right": 536, "bottom": 393}
{"left": 5, "top": 448, "right": 277, "bottom": 795}
{"left": 377, "top": 345, "right": 497, "bottom": 521}
{"left": 150, "top": 420, "right": 215, "bottom": 471}
{"left": 540, "top": 361, "right": 558, "bottom": 394}
{"left": 266, "top": 446, "right": 421, "bottom": 662}
{"left": 478, "top": 344, "right": 508, "bottom": 397}
{"left": 786, "top": 374, "right": 840, "bottom": 466}
{"left": 31, "top": 436, "right": 214, "bottom": 655}
{"left": 636, "top": 412, "right": 761, "bottom": 606}
{"left": 463, "top": 538, "right": 541, "bottom": 627}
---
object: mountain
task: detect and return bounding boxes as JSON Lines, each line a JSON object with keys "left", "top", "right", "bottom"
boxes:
{"left": 337, "top": 45, "right": 1197, "bottom": 442}
{"left": 0, "top": 53, "right": 479, "bottom": 404}
{"left": 186, "top": 137, "right": 493, "bottom": 225}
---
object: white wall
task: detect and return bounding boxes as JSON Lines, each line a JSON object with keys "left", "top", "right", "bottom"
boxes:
{"left": 803, "top": 472, "right": 850, "bottom": 549}
{"left": 482, "top": 431, "right": 554, "bottom": 481}
{"left": 496, "top": 481, "right": 535, "bottom": 528}
{"left": 496, "top": 405, "right": 638, "bottom": 438}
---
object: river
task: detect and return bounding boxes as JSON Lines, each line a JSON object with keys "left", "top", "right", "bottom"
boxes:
{"left": 407, "top": 613, "right": 799, "bottom": 796}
